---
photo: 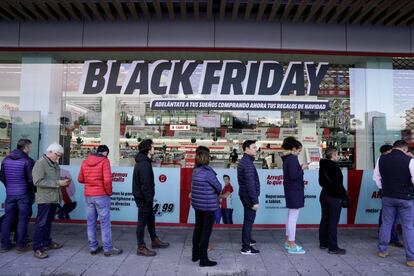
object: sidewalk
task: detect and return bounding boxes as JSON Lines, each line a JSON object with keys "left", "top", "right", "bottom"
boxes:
{"left": 0, "top": 224, "right": 412, "bottom": 276}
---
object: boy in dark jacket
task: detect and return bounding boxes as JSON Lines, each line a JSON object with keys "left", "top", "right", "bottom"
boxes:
{"left": 0, "top": 139, "right": 35, "bottom": 253}
{"left": 237, "top": 140, "right": 260, "bottom": 255}
{"left": 133, "top": 139, "right": 169, "bottom": 257}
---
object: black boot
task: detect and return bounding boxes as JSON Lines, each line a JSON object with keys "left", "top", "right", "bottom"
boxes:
{"left": 199, "top": 258, "right": 217, "bottom": 267}
{"left": 192, "top": 248, "right": 199, "bottom": 262}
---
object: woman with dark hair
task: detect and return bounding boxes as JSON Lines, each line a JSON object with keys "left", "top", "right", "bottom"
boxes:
{"left": 191, "top": 146, "right": 222, "bottom": 267}
{"left": 281, "top": 137, "right": 307, "bottom": 254}
{"left": 319, "top": 147, "right": 347, "bottom": 255}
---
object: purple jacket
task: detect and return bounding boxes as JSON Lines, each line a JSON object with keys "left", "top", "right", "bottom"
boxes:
{"left": 282, "top": 154, "right": 305, "bottom": 209}
{"left": 0, "top": 149, "right": 35, "bottom": 196}
{"left": 191, "top": 165, "right": 222, "bottom": 211}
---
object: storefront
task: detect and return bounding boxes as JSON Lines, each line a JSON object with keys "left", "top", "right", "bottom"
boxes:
{"left": 0, "top": 1, "right": 413, "bottom": 226}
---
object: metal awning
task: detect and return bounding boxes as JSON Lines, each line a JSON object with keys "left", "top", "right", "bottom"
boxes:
{"left": 0, "top": 1, "right": 413, "bottom": 27}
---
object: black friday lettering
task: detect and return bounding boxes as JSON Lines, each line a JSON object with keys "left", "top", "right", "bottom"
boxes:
{"left": 79, "top": 60, "right": 329, "bottom": 96}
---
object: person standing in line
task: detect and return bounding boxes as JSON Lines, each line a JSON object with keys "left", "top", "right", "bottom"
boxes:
{"left": 229, "top": 149, "right": 238, "bottom": 168}
{"left": 318, "top": 147, "right": 347, "bottom": 255}
{"left": 281, "top": 137, "right": 307, "bottom": 254}
{"left": 220, "top": 175, "right": 234, "bottom": 224}
{"left": 374, "top": 140, "right": 414, "bottom": 267}
{"left": 0, "top": 139, "right": 35, "bottom": 253}
{"left": 191, "top": 146, "right": 222, "bottom": 267}
{"left": 31, "top": 143, "right": 69, "bottom": 259}
{"left": 133, "top": 139, "right": 169, "bottom": 257}
{"left": 374, "top": 144, "right": 403, "bottom": 248}
{"left": 78, "top": 145, "right": 122, "bottom": 257}
{"left": 238, "top": 140, "right": 260, "bottom": 255}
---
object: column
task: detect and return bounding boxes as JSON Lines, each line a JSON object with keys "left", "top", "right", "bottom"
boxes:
{"left": 101, "top": 95, "right": 120, "bottom": 166}
{"left": 19, "top": 56, "right": 63, "bottom": 158}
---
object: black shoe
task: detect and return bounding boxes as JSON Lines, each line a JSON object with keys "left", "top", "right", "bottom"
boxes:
{"left": 390, "top": 241, "right": 404, "bottom": 248}
{"left": 90, "top": 246, "right": 103, "bottom": 255}
{"left": 250, "top": 239, "right": 257, "bottom": 246}
{"left": 199, "top": 259, "right": 217, "bottom": 267}
{"left": 104, "top": 247, "right": 123, "bottom": 257}
{"left": 328, "top": 248, "right": 346, "bottom": 255}
{"left": 320, "top": 245, "right": 328, "bottom": 249}
{"left": 192, "top": 255, "right": 200, "bottom": 262}
{"left": 240, "top": 246, "right": 260, "bottom": 255}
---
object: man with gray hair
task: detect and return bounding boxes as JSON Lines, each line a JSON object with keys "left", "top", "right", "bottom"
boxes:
{"left": 32, "top": 142, "right": 70, "bottom": 259}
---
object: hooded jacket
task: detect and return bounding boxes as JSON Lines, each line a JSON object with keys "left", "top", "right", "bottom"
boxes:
{"left": 0, "top": 148, "right": 35, "bottom": 196}
{"left": 132, "top": 152, "right": 155, "bottom": 207}
{"left": 78, "top": 153, "right": 112, "bottom": 196}
{"left": 318, "top": 158, "right": 347, "bottom": 199}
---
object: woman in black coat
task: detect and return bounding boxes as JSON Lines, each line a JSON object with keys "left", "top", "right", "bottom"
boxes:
{"left": 281, "top": 137, "right": 307, "bottom": 254}
{"left": 318, "top": 147, "right": 348, "bottom": 255}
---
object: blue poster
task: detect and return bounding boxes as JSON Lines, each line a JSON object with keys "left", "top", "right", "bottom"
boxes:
{"left": 188, "top": 169, "right": 347, "bottom": 225}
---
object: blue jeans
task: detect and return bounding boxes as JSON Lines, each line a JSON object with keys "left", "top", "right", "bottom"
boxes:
{"left": 33, "top": 203, "right": 58, "bottom": 251}
{"left": 378, "top": 209, "right": 399, "bottom": 243}
{"left": 214, "top": 208, "right": 221, "bottom": 224}
{"left": 221, "top": 208, "right": 233, "bottom": 224}
{"left": 1, "top": 194, "right": 33, "bottom": 249}
{"left": 378, "top": 197, "right": 414, "bottom": 261}
{"left": 86, "top": 196, "right": 113, "bottom": 252}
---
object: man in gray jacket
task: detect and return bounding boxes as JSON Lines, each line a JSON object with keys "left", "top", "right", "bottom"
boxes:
{"left": 32, "top": 143, "right": 70, "bottom": 259}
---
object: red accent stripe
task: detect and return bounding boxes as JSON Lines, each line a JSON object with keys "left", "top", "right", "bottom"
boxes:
{"left": 0, "top": 47, "right": 413, "bottom": 57}
{"left": 179, "top": 168, "right": 193, "bottom": 223}
{"left": 347, "top": 170, "right": 364, "bottom": 224}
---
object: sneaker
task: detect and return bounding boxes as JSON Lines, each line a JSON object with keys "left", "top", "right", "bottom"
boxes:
{"left": 0, "top": 247, "right": 12, "bottom": 253}
{"left": 378, "top": 251, "right": 389, "bottom": 258}
{"left": 240, "top": 247, "right": 260, "bottom": 255}
{"left": 284, "top": 242, "right": 302, "bottom": 250}
{"left": 288, "top": 245, "right": 306, "bottom": 254}
{"left": 104, "top": 247, "right": 123, "bottom": 257}
{"left": 250, "top": 239, "right": 257, "bottom": 246}
{"left": 16, "top": 245, "right": 32, "bottom": 254}
{"left": 328, "top": 248, "right": 346, "bottom": 255}
{"left": 33, "top": 249, "right": 48, "bottom": 259}
{"left": 90, "top": 246, "right": 103, "bottom": 255}
{"left": 44, "top": 241, "right": 63, "bottom": 250}
{"left": 407, "top": 261, "right": 414, "bottom": 267}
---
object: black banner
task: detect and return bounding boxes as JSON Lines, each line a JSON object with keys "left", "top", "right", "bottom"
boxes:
{"left": 150, "top": 100, "right": 329, "bottom": 111}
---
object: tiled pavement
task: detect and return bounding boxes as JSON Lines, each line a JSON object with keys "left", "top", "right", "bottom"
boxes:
{"left": 0, "top": 224, "right": 413, "bottom": 276}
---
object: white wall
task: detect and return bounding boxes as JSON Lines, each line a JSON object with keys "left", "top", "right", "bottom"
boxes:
{"left": 0, "top": 19, "right": 413, "bottom": 53}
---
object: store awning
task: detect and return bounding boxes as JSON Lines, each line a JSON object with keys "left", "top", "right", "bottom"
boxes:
{"left": 0, "top": 1, "right": 413, "bottom": 27}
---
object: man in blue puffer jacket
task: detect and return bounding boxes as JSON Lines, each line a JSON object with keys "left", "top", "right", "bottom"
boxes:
{"left": 237, "top": 140, "right": 260, "bottom": 255}
{"left": 0, "top": 139, "right": 35, "bottom": 253}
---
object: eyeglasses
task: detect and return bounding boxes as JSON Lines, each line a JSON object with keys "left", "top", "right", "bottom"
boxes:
{"left": 55, "top": 152, "right": 63, "bottom": 158}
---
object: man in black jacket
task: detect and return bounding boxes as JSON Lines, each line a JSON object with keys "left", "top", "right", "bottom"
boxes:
{"left": 237, "top": 140, "right": 260, "bottom": 255}
{"left": 133, "top": 139, "right": 169, "bottom": 257}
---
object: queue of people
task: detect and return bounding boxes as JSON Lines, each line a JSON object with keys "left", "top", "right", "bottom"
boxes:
{"left": 0, "top": 137, "right": 413, "bottom": 268}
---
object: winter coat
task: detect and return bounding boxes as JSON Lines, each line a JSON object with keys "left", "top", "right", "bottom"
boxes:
{"left": 78, "top": 153, "right": 112, "bottom": 197}
{"left": 0, "top": 149, "right": 35, "bottom": 196}
{"left": 237, "top": 154, "right": 260, "bottom": 207}
{"left": 32, "top": 155, "right": 62, "bottom": 204}
{"left": 132, "top": 152, "right": 155, "bottom": 207}
{"left": 318, "top": 159, "right": 347, "bottom": 199}
{"left": 191, "top": 165, "right": 222, "bottom": 211}
{"left": 282, "top": 154, "right": 305, "bottom": 209}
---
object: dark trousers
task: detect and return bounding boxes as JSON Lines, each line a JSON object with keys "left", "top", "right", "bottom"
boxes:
{"left": 32, "top": 203, "right": 58, "bottom": 251}
{"left": 378, "top": 209, "right": 399, "bottom": 243}
{"left": 221, "top": 208, "right": 233, "bottom": 224}
{"left": 1, "top": 194, "right": 33, "bottom": 249}
{"left": 242, "top": 203, "right": 256, "bottom": 250}
{"left": 319, "top": 195, "right": 342, "bottom": 251}
{"left": 192, "top": 210, "right": 214, "bottom": 261}
{"left": 136, "top": 203, "right": 157, "bottom": 246}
